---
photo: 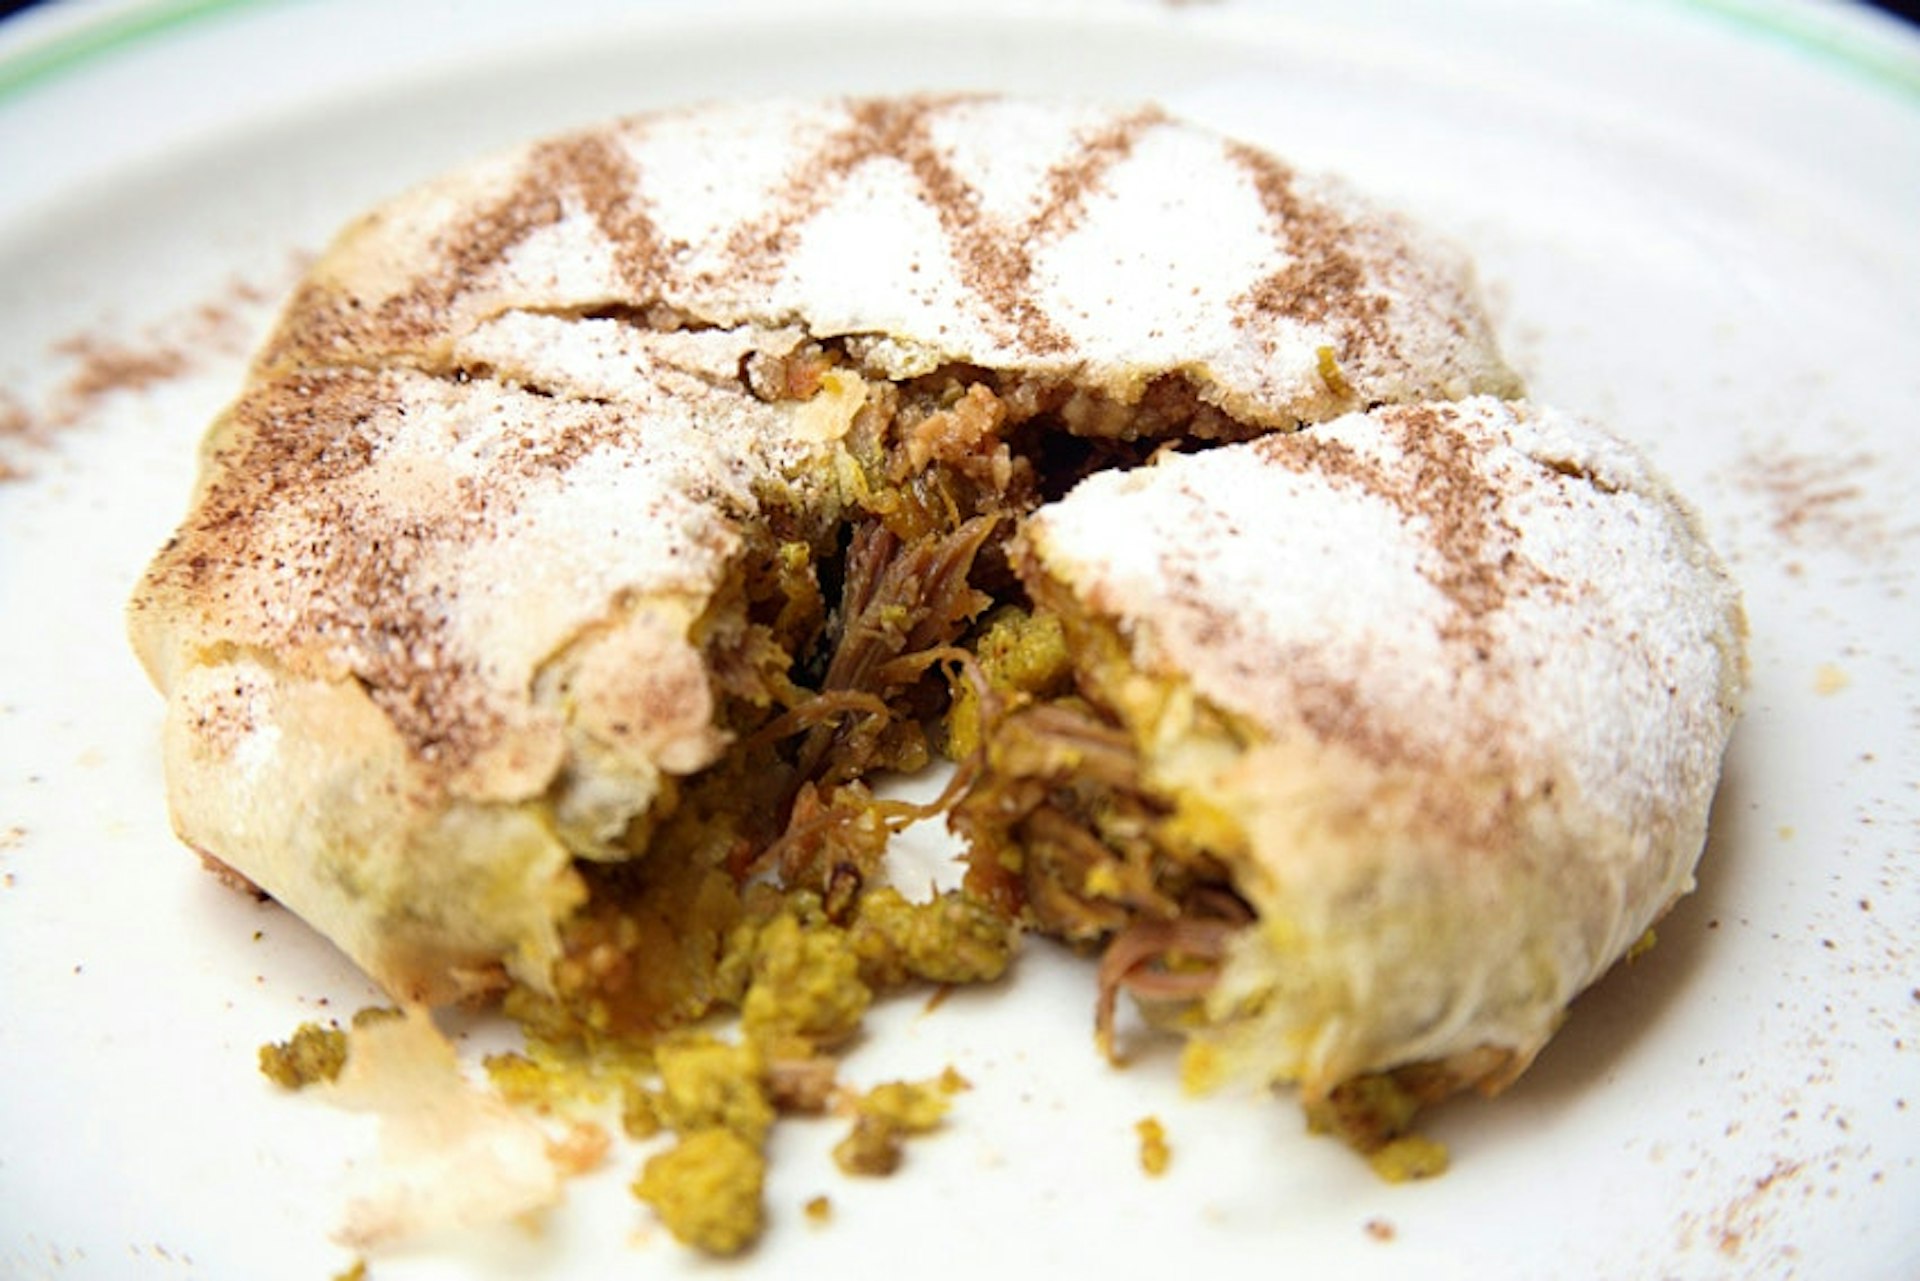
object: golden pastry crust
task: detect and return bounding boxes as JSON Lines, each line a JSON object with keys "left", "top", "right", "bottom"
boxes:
{"left": 129, "top": 96, "right": 1522, "bottom": 1005}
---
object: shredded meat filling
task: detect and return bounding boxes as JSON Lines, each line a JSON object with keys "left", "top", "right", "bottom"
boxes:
{"left": 953, "top": 694, "right": 1253, "bottom": 1054}
{"left": 1094, "top": 908, "right": 1250, "bottom": 1062}
{"left": 530, "top": 349, "right": 1251, "bottom": 1050}
{"left": 789, "top": 514, "right": 998, "bottom": 790}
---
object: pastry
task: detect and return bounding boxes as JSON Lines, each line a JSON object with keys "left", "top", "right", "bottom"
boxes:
{"left": 128, "top": 95, "right": 1522, "bottom": 1016}
{"left": 961, "top": 396, "right": 1746, "bottom": 1138}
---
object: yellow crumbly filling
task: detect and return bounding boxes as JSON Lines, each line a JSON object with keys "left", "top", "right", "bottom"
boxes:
{"left": 832, "top": 1070, "right": 970, "bottom": 1176}
{"left": 1135, "top": 1116, "right": 1172, "bottom": 1177}
{"left": 954, "top": 569, "right": 1476, "bottom": 1167}
{"left": 632, "top": 1128, "right": 767, "bottom": 1256}
{"left": 1303, "top": 1071, "right": 1453, "bottom": 1182}
{"left": 952, "top": 577, "right": 1251, "bottom": 951}
{"left": 258, "top": 1007, "right": 402, "bottom": 1089}
{"left": 940, "top": 605, "right": 1073, "bottom": 761}
{"left": 258, "top": 1022, "right": 350, "bottom": 1090}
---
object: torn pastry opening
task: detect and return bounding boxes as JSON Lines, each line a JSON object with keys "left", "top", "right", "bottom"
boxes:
{"left": 456, "top": 324, "right": 1525, "bottom": 1179}
{"left": 946, "top": 553, "right": 1495, "bottom": 1179}
{"left": 497, "top": 334, "right": 1268, "bottom": 1050}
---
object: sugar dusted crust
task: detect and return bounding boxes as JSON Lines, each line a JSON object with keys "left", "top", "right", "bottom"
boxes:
{"left": 258, "top": 96, "right": 1515, "bottom": 419}
{"left": 127, "top": 92, "right": 1751, "bottom": 1196}
{"left": 1021, "top": 396, "right": 1746, "bottom": 1093}
{"left": 128, "top": 96, "right": 1522, "bottom": 1004}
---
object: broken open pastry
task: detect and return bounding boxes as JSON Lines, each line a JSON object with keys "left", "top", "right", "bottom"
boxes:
{"left": 127, "top": 95, "right": 1738, "bottom": 1163}
{"left": 959, "top": 397, "right": 1745, "bottom": 1143}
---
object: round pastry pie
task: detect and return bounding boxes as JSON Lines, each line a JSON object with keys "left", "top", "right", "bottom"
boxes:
{"left": 127, "top": 97, "right": 1737, "bottom": 1159}
{"left": 129, "top": 95, "right": 1519, "bottom": 1001}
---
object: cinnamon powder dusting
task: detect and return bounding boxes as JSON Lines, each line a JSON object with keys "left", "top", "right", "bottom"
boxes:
{"left": 1734, "top": 445, "right": 1902, "bottom": 561}
{"left": 51, "top": 335, "right": 191, "bottom": 402}
{"left": 1278, "top": 403, "right": 1554, "bottom": 652}
{"left": 0, "top": 391, "right": 35, "bottom": 480}
{"left": 1226, "top": 140, "right": 1395, "bottom": 365}
{"left": 277, "top": 135, "right": 674, "bottom": 367}
{"left": 1029, "top": 105, "right": 1169, "bottom": 241}
{"left": 1031, "top": 391, "right": 1740, "bottom": 856}
{"left": 137, "top": 97, "right": 1522, "bottom": 791}
{"left": 723, "top": 95, "right": 1079, "bottom": 353}
{"left": 2, "top": 273, "right": 291, "bottom": 482}
{"left": 549, "top": 133, "right": 673, "bottom": 289}
{"left": 1706, "top": 1157, "right": 1807, "bottom": 1261}
{"left": 155, "top": 368, "right": 571, "bottom": 775}
{"left": 256, "top": 95, "right": 1504, "bottom": 422}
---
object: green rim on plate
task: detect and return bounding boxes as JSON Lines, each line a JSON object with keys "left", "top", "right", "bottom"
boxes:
{"left": 1680, "top": 0, "right": 1920, "bottom": 100}
{"left": 0, "top": 0, "right": 260, "bottom": 103}
{"left": 0, "top": 0, "right": 1915, "bottom": 113}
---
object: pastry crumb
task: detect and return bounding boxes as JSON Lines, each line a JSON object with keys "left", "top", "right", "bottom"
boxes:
{"left": 631, "top": 1129, "right": 766, "bottom": 1257}
{"left": 258, "top": 1022, "right": 347, "bottom": 1089}
{"left": 1135, "top": 1116, "right": 1171, "bottom": 1176}
{"left": 1367, "top": 1135, "right": 1450, "bottom": 1183}
{"left": 258, "top": 1007, "right": 403, "bottom": 1089}
{"left": 832, "top": 1072, "right": 967, "bottom": 1176}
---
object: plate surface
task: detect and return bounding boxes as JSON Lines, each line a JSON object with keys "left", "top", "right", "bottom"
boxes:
{"left": 2, "top": 2, "right": 1918, "bottom": 1278}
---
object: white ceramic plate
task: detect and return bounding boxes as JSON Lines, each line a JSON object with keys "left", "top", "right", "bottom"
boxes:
{"left": 3, "top": 2, "right": 1917, "bottom": 1278}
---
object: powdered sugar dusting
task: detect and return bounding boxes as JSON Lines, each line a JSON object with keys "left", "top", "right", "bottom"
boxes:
{"left": 1027, "top": 396, "right": 1746, "bottom": 1088}
{"left": 1029, "top": 396, "right": 1745, "bottom": 838}
{"left": 132, "top": 361, "right": 812, "bottom": 797}
{"left": 264, "top": 95, "right": 1517, "bottom": 421}
{"left": 134, "top": 96, "right": 1523, "bottom": 800}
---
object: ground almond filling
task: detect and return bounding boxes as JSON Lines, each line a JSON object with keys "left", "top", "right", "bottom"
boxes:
{"left": 260, "top": 344, "right": 1466, "bottom": 1257}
